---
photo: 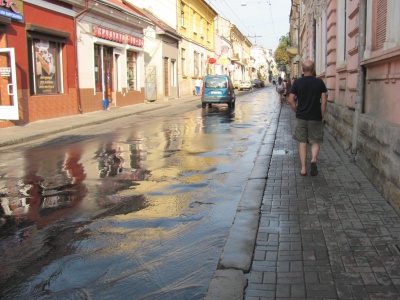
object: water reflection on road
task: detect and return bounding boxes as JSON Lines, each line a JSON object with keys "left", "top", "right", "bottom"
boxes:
{"left": 0, "top": 88, "right": 278, "bottom": 299}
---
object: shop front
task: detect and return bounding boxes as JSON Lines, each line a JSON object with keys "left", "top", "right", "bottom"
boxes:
{"left": 0, "top": 0, "right": 77, "bottom": 128}
{"left": 74, "top": 2, "right": 151, "bottom": 113}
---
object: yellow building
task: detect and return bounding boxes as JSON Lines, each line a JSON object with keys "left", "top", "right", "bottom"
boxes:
{"left": 177, "top": 0, "right": 217, "bottom": 96}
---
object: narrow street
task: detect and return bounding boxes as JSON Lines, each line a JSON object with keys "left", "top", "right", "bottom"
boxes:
{"left": 0, "top": 87, "right": 278, "bottom": 299}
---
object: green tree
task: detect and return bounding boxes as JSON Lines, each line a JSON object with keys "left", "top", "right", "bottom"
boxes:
{"left": 274, "top": 33, "right": 290, "bottom": 74}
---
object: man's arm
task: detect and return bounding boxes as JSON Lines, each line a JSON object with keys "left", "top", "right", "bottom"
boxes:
{"left": 321, "top": 92, "right": 328, "bottom": 123}
{"left": 287, "top": 93, "right": 297, "bottom": 112}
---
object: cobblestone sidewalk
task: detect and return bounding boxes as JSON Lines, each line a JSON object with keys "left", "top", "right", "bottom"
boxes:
{"left": 245, "top": 104, "right": 400, "bottom": 299}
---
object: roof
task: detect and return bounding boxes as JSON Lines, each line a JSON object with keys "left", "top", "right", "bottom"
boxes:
{"left": 142, "top": 8, "right": 181, "bottom": 40}
{"left": 120, "top": 1, "right": 181, "bottom": 41}
{"left": 96, "top": 0, "right": 152, "bottom": 24}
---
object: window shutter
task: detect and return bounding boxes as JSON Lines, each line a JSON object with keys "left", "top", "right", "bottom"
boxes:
{"left": 375, "top": 0, "right": 387, "bottom": 49}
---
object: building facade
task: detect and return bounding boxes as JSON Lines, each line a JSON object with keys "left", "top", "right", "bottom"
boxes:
{"left": 0, "top": 0, "right": 154, "bottom": 128}
{"left": 290, "top": 0, "right": 400, "bottom": 210}
{"left": 137, "top": 7, "right": 181, "bottom": 101}
{"left": 0, "top": 0, "right": 77, "bottom": 128}
{"left": 65, "top": 0, "right": 151, "bottom": 112}
{"left": 242, "top": 37, "right": 252, "bottom": 81}
{"left": 177, "top": 0, "right": 217, "bottom": 96}
{"left": 214, "top": 16, "right": 234, "bottom": 77}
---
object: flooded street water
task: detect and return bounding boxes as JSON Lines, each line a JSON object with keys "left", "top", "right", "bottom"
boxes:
{"left": 0, "top": 88, "right": 279, "bottom": 299}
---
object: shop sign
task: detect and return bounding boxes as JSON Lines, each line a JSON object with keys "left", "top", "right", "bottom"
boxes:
{"left": 0, "top": 67, "right": 10, "bottom": 77}
{"left": 0, "top": 0, "right": 23, "bottom": 21}
{"left": 127, "top": 35, "right": 143, "bottom": 48}
{"left": 93, "top": 26, "right": 143, "bottom": 48}
{"left": 220, "top": 56, "right": 228, "bottom": 65}
{"left": 93, "top": 26, "right": 125, "bottom": 43}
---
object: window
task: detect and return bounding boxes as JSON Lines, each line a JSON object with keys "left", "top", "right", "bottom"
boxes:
{"left": 374, "top": 0, "right": 387, "bottom": 50}
{"left": 316, "top": 11, "right": 327, "bottom": 74}
{"left": 127, "top": 51, "right": 137, "bottom": 91}
{"left": 181, "top": 48, "right": 186, "bottom": 76}
{"left": 200, "top": 18, "right": 203, "bottom": 36}
{"left": 181, "top": 2, "right": 185, "bottom": 27}
{"left": 206, "top": 22, "right": 210, "bottom": 41}
{"left": 94, "top": 44, "right": 102, "bottom": 92}
{"left": 204, "top": 77, "right": 227, "bottom": 88}
{"left": 194, "top": 51, "right": 199, "bottom": 76}
{"left": 337, "top": 0, "right": 347, "bottom": 64}
{"left": 200, "top": 53, "right": 204, "bottom": 76}
{"left": 365, "top": 0, "right": 400, "bottom": 56}
{"left": 28, "top": 38, "right": 64, "bottom": 95}
{"left": 193, "top": 12, "right": 197, "bottom": 33}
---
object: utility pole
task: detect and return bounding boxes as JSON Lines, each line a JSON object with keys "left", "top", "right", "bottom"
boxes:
{"left": 247, "top": 35, "right": 262, "bottom": 45}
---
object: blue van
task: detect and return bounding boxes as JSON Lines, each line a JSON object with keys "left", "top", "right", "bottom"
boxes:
{"left": 201, "top": 75, "right": 236, "bottom": 109}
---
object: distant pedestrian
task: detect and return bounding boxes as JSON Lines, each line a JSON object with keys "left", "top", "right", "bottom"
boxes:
{"left": 283, "top": 78, "right": 291, "bottom": 103}
{"left": 195, "top": 77, "right": 202, "bottom": 95}
{"left": 287, "top": 60, "right": 328, "bottom": 176}
{"left": 276, "top": 77, "right": 285, "bottom": 105}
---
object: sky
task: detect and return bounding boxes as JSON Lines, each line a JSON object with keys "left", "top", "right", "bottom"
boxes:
{"left": 204, "top": 0, "right": 292, "bottom": 52}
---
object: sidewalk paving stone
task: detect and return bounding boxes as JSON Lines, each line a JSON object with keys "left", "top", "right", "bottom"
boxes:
{"left": 244, "top": 104, "right": 400, "bottom": 299}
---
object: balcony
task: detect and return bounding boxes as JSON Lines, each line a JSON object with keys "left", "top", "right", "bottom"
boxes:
{"left": 286, "top": 47, "right": 298, "bottom": 57}
{"left": 231, "top": 53, "right": 240, "bottom": 61}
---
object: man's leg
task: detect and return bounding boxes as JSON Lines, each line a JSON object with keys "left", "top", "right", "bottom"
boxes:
{"left": 311, "top": 143, "right": 320, "bottom": 163}
{"left": 299, "top": 142, "right": 307, "bottom": 175}
{"left": 310, "top": 143, "right": 320, "bottom": 176}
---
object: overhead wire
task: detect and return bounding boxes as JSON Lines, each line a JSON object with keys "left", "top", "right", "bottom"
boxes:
{"left": 268, "top": 0, "right": 279, "bottom": 40}
{"left": 206, "top": 0, "right": 285, "bottom": 50}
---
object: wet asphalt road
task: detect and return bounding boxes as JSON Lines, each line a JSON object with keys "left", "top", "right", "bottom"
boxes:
{"left": 0, "top": 87, "right": 279, "bottom": 299}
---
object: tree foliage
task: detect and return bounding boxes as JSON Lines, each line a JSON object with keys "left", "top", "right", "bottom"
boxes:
{"left": 274, "top": 33, "right": 290, "bottom": 73}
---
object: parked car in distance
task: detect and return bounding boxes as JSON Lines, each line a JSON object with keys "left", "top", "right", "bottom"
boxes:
{"left": 252, "top": 79, "right": 265, "bottom": 88}
{"left": 233, "top": 80, "right": 241, "bottom": 89}
{"left": 239, "top": 80, "right": 253, "bottom": 91}
{"left": 201, "top": 75, "right": 236, "bottom": 109}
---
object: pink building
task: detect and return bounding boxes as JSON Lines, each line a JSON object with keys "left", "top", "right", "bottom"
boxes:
{"left": 289, "top": 0, "right": 400, "bottom": 210}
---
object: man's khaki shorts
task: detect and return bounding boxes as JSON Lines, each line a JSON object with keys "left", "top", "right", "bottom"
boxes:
{"left": 293, "top": 119, "right": 324, "bottom": 144}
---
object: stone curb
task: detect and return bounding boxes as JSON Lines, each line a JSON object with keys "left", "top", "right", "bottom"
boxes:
{"left": 204, "top": 106, "right": 281, "bottom": 299}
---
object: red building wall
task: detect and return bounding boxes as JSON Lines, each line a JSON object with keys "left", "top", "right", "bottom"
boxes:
{"left": 0, "top": 2, "right": 78, "bottom": 128}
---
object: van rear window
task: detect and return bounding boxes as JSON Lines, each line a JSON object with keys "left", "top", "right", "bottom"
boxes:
{"left": 205, "top": 78, "right": 227, "bottom": 88}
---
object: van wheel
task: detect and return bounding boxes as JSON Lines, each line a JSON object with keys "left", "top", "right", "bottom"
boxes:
{"left": 202, "top": 103, "right": 206, "bottom": 108}
{"left": 208, "top": 103, "right": 212, "bottom": 108}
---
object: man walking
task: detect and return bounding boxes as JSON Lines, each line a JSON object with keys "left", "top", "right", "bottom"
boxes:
{"left": 287, "top": 60, "right": 328, "bottom": 176}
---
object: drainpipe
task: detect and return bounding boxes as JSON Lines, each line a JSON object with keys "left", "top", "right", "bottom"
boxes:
{"left": 351, "top": 0, "right": 367, "bottom": 154}
{"left": 74, "top": 0, "right": 89, "bottom": 114}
